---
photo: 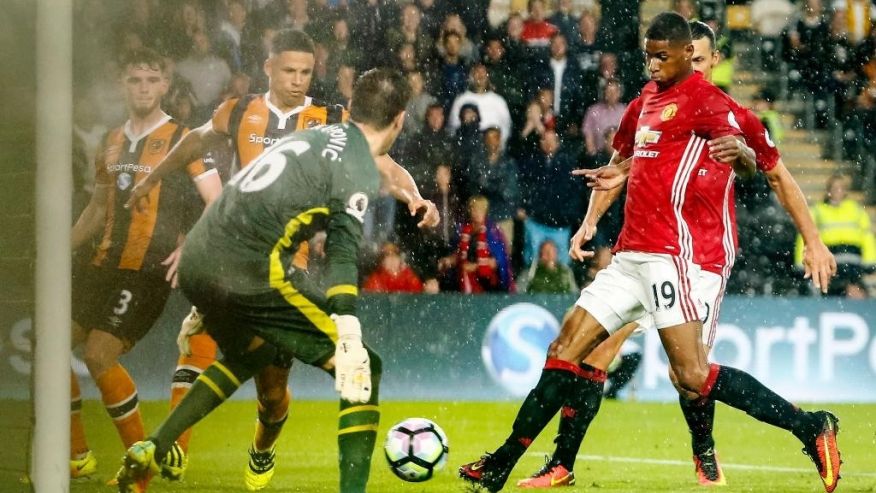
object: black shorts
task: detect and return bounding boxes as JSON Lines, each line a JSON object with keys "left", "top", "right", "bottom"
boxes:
{"left": 72, "top": 264, "right": 171, "bottom": 346}
{"left": 180, "top": 267, "right": 336, "bottom": 368}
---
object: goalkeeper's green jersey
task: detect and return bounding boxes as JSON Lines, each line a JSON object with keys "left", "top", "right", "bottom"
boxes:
{"left": 180, "top": 122, "right": 380, "bottom": 315}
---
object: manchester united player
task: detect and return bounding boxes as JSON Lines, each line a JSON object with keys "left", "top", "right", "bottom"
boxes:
{"left": 459, "top": 13, "right": 841, "bottom": 493}
{"left": 69, "top": 47, "right": 220, "bottom": 479}
{"left": 127, "top": 29, "right": 437, "bottom": 490}
{"left": 513, "top": 20, "right": 838, "bottom": 489}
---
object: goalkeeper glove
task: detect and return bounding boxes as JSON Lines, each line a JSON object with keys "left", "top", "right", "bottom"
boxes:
{"left": 332, "top": 314, "right": 371, "bottom": 403}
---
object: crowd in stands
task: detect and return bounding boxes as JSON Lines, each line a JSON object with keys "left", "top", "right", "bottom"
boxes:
{"left": 71, "top": 0, "right": 875, "bottom": 297}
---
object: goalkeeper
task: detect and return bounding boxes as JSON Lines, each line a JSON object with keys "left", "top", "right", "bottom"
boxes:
{"left": 116, "top": 68, "right": 411, "bottom": 493}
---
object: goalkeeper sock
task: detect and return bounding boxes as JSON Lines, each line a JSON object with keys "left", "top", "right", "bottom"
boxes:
{"left": 679, "top": 395, "right": 716, "bottom": 455}
{"left": 151, "top": 348, "right": 271, "bottom": 458}
{"left": 170, "top": 332, "right": 217, "bottom": 453}
{"left": 70, "top": 371, "right": 89, "bottom": 458}
{"left": 553, "top": 364, "right": 606, "bottom": 470}
{"left": 254, "top": 385, "right": 290, "bottom": 452}
{"left": 494, "top": 359, "right": 581, "bottom": 465}
{"left": 95, "top": 363, "right": 144, "bottom": 448}
{"left": 338, "top": 349, "right": 382, "bottom": 493}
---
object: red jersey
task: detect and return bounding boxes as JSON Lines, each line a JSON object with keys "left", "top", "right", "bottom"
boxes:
{"left": 612, "top": 72, "right": 742, "bottom": 262}
{"left": 688, "top": 101, "right": 781, "bottom": 277}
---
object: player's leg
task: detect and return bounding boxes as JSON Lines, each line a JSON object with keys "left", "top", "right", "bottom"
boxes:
{"left": 82, "top": 329, "right": 145, "bottom": 448}
{"left": 461, "top": 254, "right": 649, "bottom": 491}
{"left": 673, "top": 271, "right": 725, "bottom": 485}
{"left": 317, "top": 346, "right": 383, "bottom": 493}
{"left": 244, "top": 363, "right": 292, "bottom": 491}
{"left": 70, "top": 321, "right": 96, "bottom": 478}
{"left": 170, "top": 320, "right": 218, "bottom": 453}
{"left": 658, "top": 309, "right": 840, "bottom": 491}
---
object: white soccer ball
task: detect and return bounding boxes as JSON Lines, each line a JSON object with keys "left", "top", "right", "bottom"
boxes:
{"left": 384, "top": 417, "right": 449, "bottom": 482}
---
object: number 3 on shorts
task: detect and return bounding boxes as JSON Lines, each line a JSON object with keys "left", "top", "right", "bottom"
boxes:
{"left": 651, "top": 281, "right": 676, "bottom": 310}
{"left": 113, "top": 289, "right": 133, "bottom": 315}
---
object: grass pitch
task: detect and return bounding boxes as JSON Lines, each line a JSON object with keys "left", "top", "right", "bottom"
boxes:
{"left": 60, "top": 400, "right": 875, "bottom": 492}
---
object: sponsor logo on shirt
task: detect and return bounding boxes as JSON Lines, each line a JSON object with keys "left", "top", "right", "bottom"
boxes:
{"left": 247, "top": 114, "right": 263, "bottom": 124}
{"left": 107, "top": 163, "right": 153, "bottom": 174}
{"left": 635, "top": 126, "right": 662, "bottom": 147}
{"left": 634, "top": 149, "right": 660, "bottom": 158}
{"left": 249, "top": 133, "right": 282, "bottom": 147}
{"left": 661, "top": 103, "right": 677, "bottom": 121}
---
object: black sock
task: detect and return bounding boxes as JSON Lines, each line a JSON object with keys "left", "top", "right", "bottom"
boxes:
{"left": 679, "top": 395, "right": 715, "bottom": 455}
{"left": 553, "top": 364, "right": 605, "bottom": 470}
{"left": 605, "top": 353, "right": 641, "bottom": 399}
{"left": 494, "top": 359, "right": 582, "bottom": 465}
{"left": 704, "top": 364, "right": 818, "bottom": 441}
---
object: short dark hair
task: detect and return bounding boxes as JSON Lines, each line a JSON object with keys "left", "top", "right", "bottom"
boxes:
{"left": 271, "top": 28, "right": 315, "bottom": 56}
{"left": 689, "top": 20, "right": 716, "bottom": 50}
{"left": 645, "top": 12, "right": 692, "bottom": 45}
{"left": 120, "top": 47, "right": 166, "bottom": 73}
{"left": 350, "top": 69, "right": 412, "bottom": 130}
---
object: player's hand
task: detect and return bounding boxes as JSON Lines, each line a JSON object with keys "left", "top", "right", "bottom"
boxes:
{"left": 162, "top": 245, "right": 183, "bottom": 288}
{"left": 572, "top": 166, "right": 626, "bottom": 191}
{"left": 707, "top": 136, "right": 745, "bottom": 163}
{"left": 177, "top": 306, "right": 205, "bottom": 356}
{"left": 802, "top": 240, "right": 837, "bottom": 294}
{"left": 408, "top": 198, "right": 440, "bottom": 228}
{"left": 125, "top": 176, "right": 159, "bottom": 212}
{"left": 569, "top": 221, "right": 597, "bottom": 262}
{"left": 332, "top": 314, "right": 372, "bottom": 403}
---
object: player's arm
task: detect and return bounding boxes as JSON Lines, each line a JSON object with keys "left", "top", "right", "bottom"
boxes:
{"left": 324, "top": 209, "right": 372, "bottom": 403}
{"left": 126, "top": 98, "right": 238, "bottom": 209}
{"left": 569, "top": 151, "right": 629, "bottom": 261}
{"left": 707, "top": 135, "right": 757, "bottom": 179}
{"left": 764, "top": 158, "right": 836, "bottom": 293}
{"left": 71, "top": 182, "right": 110, "bottom": 251}
{"left": 374, "top": 154, "right": 439, "bottom": 228}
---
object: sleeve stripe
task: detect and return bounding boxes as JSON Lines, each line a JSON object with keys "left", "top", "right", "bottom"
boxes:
{"left": 326, "top": 285, "right": 358, "bottom": 298}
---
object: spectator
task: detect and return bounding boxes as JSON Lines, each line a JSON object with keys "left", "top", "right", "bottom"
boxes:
{"left": 571, "top": 9, "right": 602, "bottom": 76}
{"left": 396, "top": 42, "right": 420, "bottom": 73}
{"left": 431, "top": 163, "right": 463, "bottom": 251}
{"left": 672, "top": 0, "right": 699, "bottom": 20}
{"left": 416, "top": 0, "right": 444, "bottom": 40}
{"left": 451, "top": 196, "right": 514, "bottom": 293}
{"left": 785, "top": 0, "right": 831, "bottom": 100}
{"left": 753, "top": 89, "right": 784, "bottom": 145}
{"left": 520, "top": 87, "right": 556, "bottom": 141}
{"left": 448, "top": 63, "right": 513, "bottom": 149}
{"left": 221, "top": 72, "right": 252, "bottom": 102}
{"left": 519, "top": 129, "right": 584, "bottom": 266}
{"left": 483, "top": 35, "right": 526, "bottom": 117}
{"left": 176, "top": 29, "right": 232, "bottom": 120}
{"left": 278, "top": 0, "right": 321, "bottom": 40}
{"left": 436, "top": 13, "right": 477, "bottom": 64}
{"left": 521, "top": 0, "right": 558, "bottom": 51}
{"left": 582, "top": 78, "right": 626, "bottom": 156}
{"left": 517, "top": 239, "right": 578, "bottom": 294}
{"left": 72, "top": 94, "right": 108, "bottom": 199}
{"left": 161, "top": 0, "right": 205, "bottom": 60}
{"left": 214, "top": 0, "right": 251, "bottom": 73}
{"left": 501, "top": 12, "right": 528, "bottom": 67}
{"left": 751, "top": 0, "right": 795, "bottom": 71}
{"left": 326, "top": 17, "right": 362, "bottom": 76}
{"left": 443, "top": 0, "right": 491, "bottom": 43}
{"left": 452, "top": 103, "right": 482, "bottom": 195}
{"left": 363, "top": 243, "right": 424, "bottom": 293}
{"left": 403, "top": 70, "right": 438, "bottom": 137}
{"left": 432, "top": 30, "right": 468, "bottom": 111}
{"left": 549, "top": 0, "right": 580, "bottom": 43}
{"left": 533, "top": 33, "right": 587, "bottom": 136}
{"left": 348, "top": 0, "right": 394, "bottom": 69}
{"left": 386, "top": 3, "right": 433, "bottom": 67}
{"left": 843, "top": 0, "right": 871, "bottom": 44}
{"left": 244, "top": 24, "right": 276, "bottom": 92}
{"left": 468, "top": 127, "right": 520, "bottom": 248}
{"left": 795, "top": 174, "right": 876, "bottom": 296}
{"left": 328, "top": 63, "right": 356, "bottom": 108}
{"left": 402, "top": 102, "right": 455, "bottom": 188}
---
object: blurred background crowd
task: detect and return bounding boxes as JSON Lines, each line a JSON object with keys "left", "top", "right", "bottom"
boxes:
{"left": 70, "top": 0, "right": 876, "bottom": 298}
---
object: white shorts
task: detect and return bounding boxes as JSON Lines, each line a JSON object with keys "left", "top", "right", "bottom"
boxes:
{"left": 632, "top": 269, "right": 726, "bottom": 346}
{"left": 576, "top": 252, "right": 704, "bottom": 333}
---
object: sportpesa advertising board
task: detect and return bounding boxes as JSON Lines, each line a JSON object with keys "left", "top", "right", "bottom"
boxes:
{"left": 1, "top": 294, "right": 875, "bottom": 402}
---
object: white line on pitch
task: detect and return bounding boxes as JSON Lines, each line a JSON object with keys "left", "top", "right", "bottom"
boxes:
{"left": 528, "top": 452, "right": 876, "bottom": 478}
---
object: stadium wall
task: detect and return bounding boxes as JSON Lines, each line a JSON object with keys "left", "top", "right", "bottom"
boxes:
{"left": 2, "top": 294, "right": 876, "bottom": 403}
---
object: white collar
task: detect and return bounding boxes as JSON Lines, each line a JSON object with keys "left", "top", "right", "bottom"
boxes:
{"left": 265, "top": 93, "right": 312, "bottom": 129}
{"left": 123, "top": 112, "right": 172, "bottom": 152}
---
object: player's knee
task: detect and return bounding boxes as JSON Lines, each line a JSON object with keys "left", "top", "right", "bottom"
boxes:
{"left": 258, "top": 385, "right": 289, "bottom": 412}
{"left": 83, "top": 341, "right": 119, "bottom": 376}
{"left": 672, "top": 365, "right": 708, "bottom": 394}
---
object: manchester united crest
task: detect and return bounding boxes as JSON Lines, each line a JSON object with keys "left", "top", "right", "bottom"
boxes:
{"left": 661, "top": 103, "right": 678, "bottom": 122}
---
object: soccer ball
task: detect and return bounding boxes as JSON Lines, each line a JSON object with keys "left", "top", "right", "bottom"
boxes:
{"left": 383, "top": 418, "right": 449, "bottom": 482}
